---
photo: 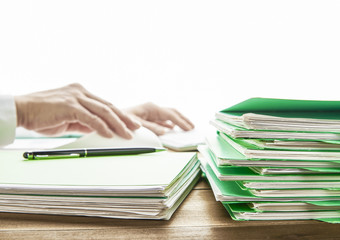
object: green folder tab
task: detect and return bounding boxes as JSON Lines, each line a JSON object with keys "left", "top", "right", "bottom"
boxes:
{"left": 221, "top": 98, "right": 340, "bottom": 119}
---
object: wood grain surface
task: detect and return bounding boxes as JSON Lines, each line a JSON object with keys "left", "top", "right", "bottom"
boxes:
{"left": 1, "top": 179, "right": 340, "bottom": 240}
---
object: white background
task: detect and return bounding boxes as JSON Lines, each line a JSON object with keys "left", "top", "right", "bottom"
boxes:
{"left": 0, "top": 0, "right": 339, "bottom": 129}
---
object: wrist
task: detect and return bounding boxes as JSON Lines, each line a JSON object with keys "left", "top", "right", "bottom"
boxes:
{"left": 14, "top": 96, "right": 26, "bottom": 127}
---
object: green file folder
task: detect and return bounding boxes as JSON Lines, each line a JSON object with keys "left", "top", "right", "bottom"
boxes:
{"left": 199, "top": 145, "right": 340, "bottom": 181}
{"left": 203, "top": 136, "right": 340, "bottom": 168}
{"left": 212, "top": 98, "right": 340, "bottom": 140}
{"left": 223, "top": 202, "right": 340, "bottom": 223}
{"left": 201, "top": 161, "right": 340, "bottom": 202}
{"left": 220, "top": 98, "right": 340, "bottom": 120}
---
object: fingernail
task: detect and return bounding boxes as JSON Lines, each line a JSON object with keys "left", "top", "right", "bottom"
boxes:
{"left": 132, "top": 119, "right": 141, "bottom": 128}
{"left": 184, "top": 123, "right": 193, "bottom": 131}
{"left": 158, "top": 128, "right": 166, "bottom": 135}
{"left": 102, "top": 130, "right": 114, "bottom": 138}
{"left": 125, "top": 129, "right": 133, "bottom": 139}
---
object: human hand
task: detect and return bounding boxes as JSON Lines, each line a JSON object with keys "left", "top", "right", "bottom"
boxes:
{"left": 126, "top": 102, "right": 194, "bottom": 135}
{"left": 14, "top": 83, "right": 140, "bottom": 139}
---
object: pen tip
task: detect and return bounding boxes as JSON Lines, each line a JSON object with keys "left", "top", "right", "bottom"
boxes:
{"left": 155, "top": 148, "right": 166, "bottom": 152}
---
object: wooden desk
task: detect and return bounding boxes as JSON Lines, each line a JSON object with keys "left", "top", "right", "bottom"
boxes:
{"left": 1, "top": 178, "right": 340, "bottom": 240}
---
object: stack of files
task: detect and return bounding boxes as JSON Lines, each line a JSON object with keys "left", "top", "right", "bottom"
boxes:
{"left": 0, "top": 150, "right": 200, "bottom": 220}
{"left": 199, "top": 98, "right": 340, "bottom": 223}
{"left": 0, "top": 128, "right": 201, "bottom": 220}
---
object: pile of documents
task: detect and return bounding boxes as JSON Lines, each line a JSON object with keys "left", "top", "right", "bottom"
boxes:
{"left": 0, "top": 128, "right": 201, "bottom": 220}
{"left": 199, "top": 98, "right": 340, "bottom": 223}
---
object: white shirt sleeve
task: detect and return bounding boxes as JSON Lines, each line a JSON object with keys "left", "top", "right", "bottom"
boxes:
{"left": 0, "top": 95, "right": 17, "bottom": 146}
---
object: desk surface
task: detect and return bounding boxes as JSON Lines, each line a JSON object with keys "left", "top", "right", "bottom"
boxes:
{"left": 0, "top": 178, "right": 340, "bottom": 240}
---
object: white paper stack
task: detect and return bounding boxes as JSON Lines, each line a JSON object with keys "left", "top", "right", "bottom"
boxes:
{"left": 0, "top": 128, "right": 201, "bottom": 220}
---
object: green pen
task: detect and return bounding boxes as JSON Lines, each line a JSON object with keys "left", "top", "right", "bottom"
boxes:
{"left": 23, "top": 147, "right": 165, "bottom": 160}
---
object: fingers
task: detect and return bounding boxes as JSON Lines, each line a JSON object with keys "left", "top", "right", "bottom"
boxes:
{"left": 16, "top": 83, "right": 141, "bottom": 139}
{"left": 139, "top": 119, "right": 167, "bottom": 136}
{"left": 18, "top": 83, "right": 193, "bottom": 139}
{"left": 155, "top": 120, "right": 175, "bottom": 129}
{"left": 127, "top": 102, "right": 195, "bottom": 132}
{"left": 172, "top": 109, "right": 195, "bottom": 129}
{"left": 73, "top": 105, "right": 115, "bottom": 138}
{"left": 159, "top": 108, "right": 194, "bottom": 131}
{"left": 82, "top": 90, "right": 140, "bottom": 131}
{"left": 77, "top": 97, "right": 133, "bottom": 139}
